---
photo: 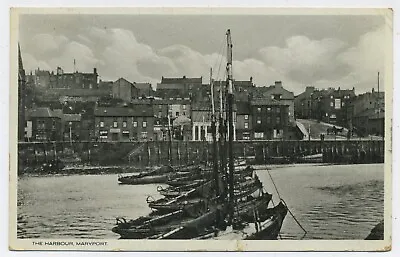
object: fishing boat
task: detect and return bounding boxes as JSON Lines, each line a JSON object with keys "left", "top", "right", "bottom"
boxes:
{"left": 153, "top": 29, "right": 289, "bottom": 240}
{"left": 112, "top": 29, "right": 304, "bottom": 241}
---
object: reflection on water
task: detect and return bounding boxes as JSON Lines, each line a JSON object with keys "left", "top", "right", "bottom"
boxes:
{"left": 17, "top": 164, "right": 384, "bottom": 240}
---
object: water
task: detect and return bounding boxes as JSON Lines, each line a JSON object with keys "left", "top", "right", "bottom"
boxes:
{"left": 17, "top": 164, "right": 384, "bottom": 240}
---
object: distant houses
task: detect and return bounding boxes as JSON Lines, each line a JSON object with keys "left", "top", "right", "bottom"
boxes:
{"left": 19, "top": 47, "right": 385, "bottom": 142}
{"left": 294, "top": 86, "right": 384, "bottom": 137}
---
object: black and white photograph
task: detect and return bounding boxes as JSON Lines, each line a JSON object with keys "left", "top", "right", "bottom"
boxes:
{"left": 9, "top": 8, "right": 392, "bottom": 251}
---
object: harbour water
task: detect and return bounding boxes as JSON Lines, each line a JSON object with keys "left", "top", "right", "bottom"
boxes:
{"left": 17, "top": 164, "right": 384, "bottom": 240}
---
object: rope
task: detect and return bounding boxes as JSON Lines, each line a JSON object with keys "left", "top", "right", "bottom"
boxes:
{"left": 266, "top": 168, "right": 282, "bottom": 200}
{"left": 267, "top": 168, "right": 307, "bottom": 239}
{"left": 282, "top": 199, "right": 307, "bottom": 237}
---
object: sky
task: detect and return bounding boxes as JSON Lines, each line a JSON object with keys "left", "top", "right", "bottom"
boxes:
{"left": 19, "top": 13, "right": 387, "bottom": 95}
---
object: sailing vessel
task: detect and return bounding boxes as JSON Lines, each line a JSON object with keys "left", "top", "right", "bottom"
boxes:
{"left": 112, "top": 29, "right": 289, "bottom": 240}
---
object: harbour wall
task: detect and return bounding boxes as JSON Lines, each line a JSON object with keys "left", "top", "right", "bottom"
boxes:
{"left": 18, "top": 139, "right": 385, "bottom": 170}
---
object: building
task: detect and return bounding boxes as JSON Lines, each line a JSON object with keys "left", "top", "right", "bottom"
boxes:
{"left": 343, "top": 88, "right": 385, "bottom": 136}
{"left": 295, "top": 86, "right": 356, "bottom": 126}
{"left": 94, "top": 105, "right": 154, "bottom": 141}
{"left": 253, "top": 81, "right": 295, "bottom": 123}
{"left": 156, "top": 76, "right": 203, "bottom": 99}
{"left": 29, "top": 107, "right": 62, "bottom": 141}
{"left": 235, "top": 101, "right": 252, "bottom": 140}
{"left": 18, "top": 44, "right": 26, "bottom": 141}
{"left": 30, "top": 68, "right": 52, "bottom": 88}
{"left": 294, "top": 86, "right": 316, "bottom": 119}
{"left": 151, "top": 99, "right": 191, "bottom": 119}
{"left": 51, "top": 67, "right": 98, "bottom": 89}
{"left": 250, "top": 98, "right": 290, "bottom": 140}
{"left": 352, "top": 108, "right": 384, "bottom": 136}
{"left": 112, "top": 78, "right": 139, "bottom": 102}
{"left": 314, "top": 87, "right": 355, "bottom": 125}
{"left": 63, "top": 114, "right": 82, "bottom": 141}
{"left": 191, "top": 101, "right": 237, "bottom": 142}
{"left": 134, "top": 82, "right": 154, "bottom": 98}
{"left": 213, "top": 78, "right": 255, "bottom": 102}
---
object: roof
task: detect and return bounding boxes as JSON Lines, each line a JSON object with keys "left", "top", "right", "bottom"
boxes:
{"left": 30, "top": 107, "right": 60, "bottom": 118}
{"left": 152, "top": 99, "right": 191, "bottom": 105}
{"left": 35, "top": 70, "right": 51, "bottom": 76}
{"left": 236, "top": 101, "right": 251, "bottom": 114}
{"left": 47, "top": 88, "right": 111, "bottom": 97}
{"left": 253, "top": 82, "right": 294, "bottom": 100}
{"left": 161, "top": 76, "right": 202, "bottom": 84}
{"left": 251, "top": 98, "right": 288, "bottom": 106}
{"left": 94, "top": 106, "right": 154, "bottom": 117}
{"left": 134, "top": 82, "right": 152, "bottom": 90}
{"left": 52, "top": 109, "right": 63, "bottom": 118}
{"left": 173, "top": 116, "right": 191, "bottom": 126}
{"left": 64, "top": 114, "right": 81, "bottom": 122}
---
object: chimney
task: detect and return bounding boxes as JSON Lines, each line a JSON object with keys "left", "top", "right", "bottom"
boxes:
{"left": 93, "top": 68, "right": 97, "bottom": 74}
{"left": 183, "top": 75, "right": 186, "bottom": 79}
{"left": 372, "top": 88, "right": 375, "bottom": 93}
{"left": 275, "top": 81, "right": 282, "bottom": 87}
{"left": 250, "top": 76, "right": 253, "bottom": 82}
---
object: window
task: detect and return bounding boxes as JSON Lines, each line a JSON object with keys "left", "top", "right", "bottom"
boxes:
{"left": 158, "top": 111, "right": 162, "bottom": 118}
{"left": 276, "top": 107, "right": 280, "bottom": 113}
{"left": 122, "top": 131, "right": 129, "bottom": 139}
{"left": 254, "top": 132, "right": 264, "bottom": 139}
{"left": 133, "top": 121, "right": 138, "bottom": 127}
{"left": 89, "top": 83, "right": 92, "bottom": 89}
{"left": 113, "top": 121, "right": 118, "bottom": 128}
{"left": 276, "top": 117, "right": 281, "bottom": 124}
{"left": 183, "top": 105, "right": 187, "bottom": 110}
{"left": 168, "top": 105, "right": 172, "bottom": 110}
{"left": 183, "top": 111, "right": 186, "bottom": 116}
{"left": 267, "top": 117, "right": 271, "bottom": 124}
{"left": 257, "top": 118, "right": 261, "bottom": 124}
{"left": 99, "top": 130, "right": 108, "bottom": 139}
{"left": 141, "top": 131, "right": 148, "bottom": 139}
{"left": 257, "top": 107, "right": 261, "bottom": 112}
{"left": 143, "top": 121, "right": 147, "bottom": 128}
{"left": 37, "top": 120, "right": 45, "bottom": 129}
{"left": 334, "top": 99, "right": 341, "bottom": 109}
{"left": 176, "top": 112, "right": 180, "bottom": 117}
{"left": 330, "top": 102, "right": 334, "bottom": 107}
{"left": 244, "top": 114, "right": 249, "bottom": 120}
{"left": 244, "top": 122, "right": 249, "bottom": 129}
{"left": 330, "top": 95, "right": 334, "bottom": 99}
{"left": 122, "top": 121, "right": 127, "bottom": 128}
{"left": 267, "top": 107, "right": 271, "bottom": 112}
{"left": 100, "top": 121, "right": 104, "bottom": 128}
{"left": 243, "top": 132, "right": 250, "bottom": 140}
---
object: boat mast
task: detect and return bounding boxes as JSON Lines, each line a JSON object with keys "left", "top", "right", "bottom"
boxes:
{"left": 226, "top": 29, "right": 235, "bottom": 221}
{"left": 167, "top": 114, "right": 172, "bottom": 165}
{"left": 218, "top": 68, "right": 227, "bottom": 200}
{"left": 210, "top": 68, "right": 220, "bottom": 198}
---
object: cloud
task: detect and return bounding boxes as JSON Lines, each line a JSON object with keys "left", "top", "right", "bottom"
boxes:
{"left": 336, "top": 26, "right": 385, "bottom": 92}
{"left": 259, "top": 36, "right": 348, "bottom": 85}
{"left": 22, "top": 53, "right": 51, "bottom": 72}
{"left": 23, "top": 25, "right": 386, "bottom": 95}
{"left": 30, "top": 34, "right": 68, "bottom": 56}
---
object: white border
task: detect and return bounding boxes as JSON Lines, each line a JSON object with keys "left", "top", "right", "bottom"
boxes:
{"left": 2, "top": 1, "right": 399, "bottom": 256}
